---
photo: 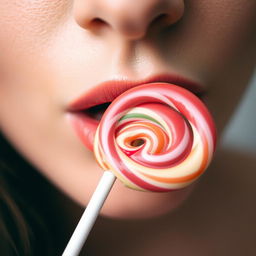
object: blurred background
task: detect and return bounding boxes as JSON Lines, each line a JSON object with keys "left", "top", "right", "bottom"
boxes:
{"left": 222, "top": 70, "right": 256, "bottom": 155}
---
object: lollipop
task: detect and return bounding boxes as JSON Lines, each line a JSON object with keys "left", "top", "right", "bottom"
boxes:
{"left": 94, "top": 83, "right": 216, "bottom": 191}
{"left": 63, "top": 83, "right": 216, "bottom": 256}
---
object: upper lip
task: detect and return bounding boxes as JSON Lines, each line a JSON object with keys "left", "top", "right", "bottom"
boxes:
{"left": 67, "top": 73, "right": 206, "bottom": 112}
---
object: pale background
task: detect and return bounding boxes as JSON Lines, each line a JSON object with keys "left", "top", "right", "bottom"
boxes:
{"left": 222, "top": 70, "right": 256, "bottom": 155}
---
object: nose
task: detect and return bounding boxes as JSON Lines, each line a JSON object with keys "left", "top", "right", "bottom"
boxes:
{"left": 73, "top": 0, "right": 184, "bottom": 40}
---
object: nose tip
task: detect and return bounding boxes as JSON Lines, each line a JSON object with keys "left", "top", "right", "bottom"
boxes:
{"left": 73, "top": 0, "right": 184, "bottom": 40}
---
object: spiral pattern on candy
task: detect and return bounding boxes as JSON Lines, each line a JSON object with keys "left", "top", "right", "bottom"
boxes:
{"left": 94, "top": 83, "right": 217, "bottom": 192}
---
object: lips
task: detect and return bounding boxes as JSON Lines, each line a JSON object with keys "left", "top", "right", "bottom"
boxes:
{"left": 66, "top": 74, "right": 206, "bottom": 151}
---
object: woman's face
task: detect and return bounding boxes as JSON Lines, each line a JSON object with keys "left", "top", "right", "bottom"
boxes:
{"left": 0, "top": 0, "right": 255, "bottom": 218}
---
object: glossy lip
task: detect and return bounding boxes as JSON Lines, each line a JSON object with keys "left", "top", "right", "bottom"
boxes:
{"left": 67, "top": 73, "right": 206, "bottom": 111}
{"left": 66, "top": 73, "right": 206, "bottom": 151}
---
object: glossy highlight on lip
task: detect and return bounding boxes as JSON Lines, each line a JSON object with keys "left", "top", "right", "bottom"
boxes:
{"left": 66, "top": 73, "right": 207, "bottom": 151}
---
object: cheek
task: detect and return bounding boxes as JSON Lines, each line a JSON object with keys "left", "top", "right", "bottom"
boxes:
{"left": 0, "top": 0, "right": 106, "bottom": 104}
{"left": 0, "top": 0, "right": 71, "bottom": 62}
{"left": 193, "top": 0, "right": 256, "bottom": 72}
{"left": 0, "top": 1, "right": 72, "bottom": 126}
{"left": 162, "top": 0, "right": 256, "bottom": 79}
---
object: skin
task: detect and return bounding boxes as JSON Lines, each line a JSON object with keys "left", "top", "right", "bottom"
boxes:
{"left": 0, "top": 0, "right": 256, "bottom": 224}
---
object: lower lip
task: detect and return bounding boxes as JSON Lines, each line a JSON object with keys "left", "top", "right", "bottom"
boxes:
{"left": 67, "top": 112, "right": 99, "bottom": 151}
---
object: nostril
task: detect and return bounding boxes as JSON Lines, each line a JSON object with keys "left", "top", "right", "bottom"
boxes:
{"left": 149, "top": 13, "right": 171, "bottom": 31}
{"left": 90, "top": 18, "right": 109, "bottom": 30}
{"left": 151, "top": 14, "right": 168, "bottom": 25}
{"left": 92, "top": 18, "right": 105, "bottom": 26}
{"left": 150, "top": 12, "right": 183, "bottom": 30}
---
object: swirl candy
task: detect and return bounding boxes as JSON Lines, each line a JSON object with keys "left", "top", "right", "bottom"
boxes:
{"left": 94, "top": 83, "right": 217, "bottom": 192}
{"left": 63, "top": 84, "right": 217, "bottom": 256}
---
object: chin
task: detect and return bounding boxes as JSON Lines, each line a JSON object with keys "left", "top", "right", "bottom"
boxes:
{"left": 99, "top": 181, "right": 195, "bottom": 219}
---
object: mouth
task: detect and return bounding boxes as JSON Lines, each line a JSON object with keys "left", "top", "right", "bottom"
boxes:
{"left": 83, "top": 102, "right": 112, "bottom": 121}
{"left": 66, "top": 74, "right": 207, "bottom": 151}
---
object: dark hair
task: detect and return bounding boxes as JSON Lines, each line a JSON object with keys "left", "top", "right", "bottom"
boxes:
{"left": 0, "top": 134, "right": 59, "bottom": 255}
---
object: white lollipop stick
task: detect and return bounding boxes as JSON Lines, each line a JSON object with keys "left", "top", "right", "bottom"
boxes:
{"left": 62, "top": 171, "right": 116, "bottom": 256}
